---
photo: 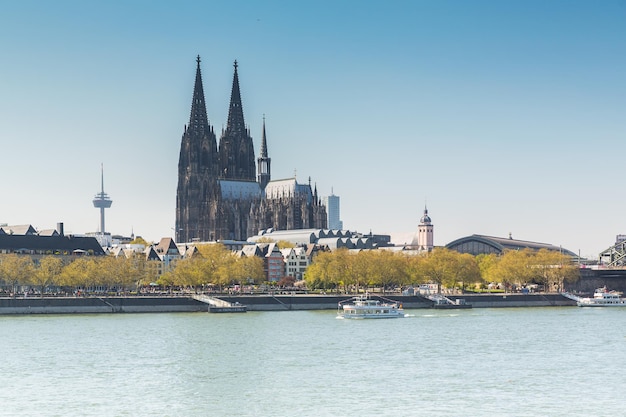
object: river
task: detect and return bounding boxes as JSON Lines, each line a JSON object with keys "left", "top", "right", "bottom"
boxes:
{"left": 1, "top": 307, "right": 623, "bottom": 416}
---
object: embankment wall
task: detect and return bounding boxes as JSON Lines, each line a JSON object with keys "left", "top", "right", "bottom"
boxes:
{"left": 0, "top": 293, "right": 574, "bottom": 315}
{"left": 0, "top": 296, "right": 207, "bottom": 314}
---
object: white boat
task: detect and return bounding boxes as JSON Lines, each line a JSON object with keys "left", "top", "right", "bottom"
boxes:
{"left": 575, "top": 287, "right": 626, "bottom": 307}
{"left": 337, "top": 294, "right": 405, "bottom": 319}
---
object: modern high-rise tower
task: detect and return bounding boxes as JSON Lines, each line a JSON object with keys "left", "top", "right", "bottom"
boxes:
{"left": 323, "top": 190, "right": 343, "bottom": 230}
{"left": 92, "top": 164, "right": 112, "bottom": 235}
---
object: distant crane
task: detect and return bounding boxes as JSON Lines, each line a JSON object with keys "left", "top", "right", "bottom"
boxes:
{"left": 92, "top": 164, "right": 112, "bottom": 235}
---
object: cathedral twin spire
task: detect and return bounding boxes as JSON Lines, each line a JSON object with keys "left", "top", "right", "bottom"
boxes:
{"left": 188, "top": 55, "right": 210, "bottom": 135}
{"left": 218, "top": 60, "right": 256, "bottom": 181}
{"left": 177, "top": 56, "right": 327, "bottom": 242}
{"left": 187, "top": 56, "right": 259, "bottom": 182}
{"left": 225, "top": 60, "right": 246, "bottom": 137}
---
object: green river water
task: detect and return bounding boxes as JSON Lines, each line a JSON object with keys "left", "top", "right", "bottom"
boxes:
{"left": 1, "top": 307, "right": 624, "bottom": 416}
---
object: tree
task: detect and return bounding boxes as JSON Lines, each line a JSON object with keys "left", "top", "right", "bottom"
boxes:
{"left": 126, "top": 253, "right": 152, "bottom": 290}
{"left": 231, "top": 255, "right": 264, "bottom": 288}
{"left": 129, "top": 236, "right": 150, "bottom": 246}
{"left": 304, "top": 251, "right": 335, "bottom": 291}
{"left": 31, "top": 256, "right": 63, "bottom": 296}
{"left": 0, "top": 254, "right": 35, "bottom": 295}
{"left": 453, "top": 253, "right": 482, "bottom": 292}
{"left": 197, "top": 244, "right": 234, "bottom": 290}
{"left": 493, "top": 249, "right": 535, "bottom": 291}
{"left": 418, "top": 248, "right": 458, "bottom": 293}
{"left": 171, "top": 257, "right": 206, "bottom": 289}
{"left": 330, "top": 249, "right": 352, "bottom": 293}
{"left": 364, "top": 251, "right": 408, "bottom": 293}
{"left": 404, "top": 255, "right": 426, "bottom": 287}
{"left": 59, "top": 257, "right": 99, "bottom": 292}
{"left": 531, "top": 249, "right": 579, "bottom": 292}
{"left": 276, "top": 240, "right": 295, "bottom": 249}
{"left": 476, "top": 253, "right": 499, "bottom": 289}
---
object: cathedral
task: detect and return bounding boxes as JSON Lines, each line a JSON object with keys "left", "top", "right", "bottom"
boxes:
{"left": 176, "top": 57, "right": 327, "bottom": 243}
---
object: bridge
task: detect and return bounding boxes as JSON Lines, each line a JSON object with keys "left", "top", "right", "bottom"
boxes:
{"left": 191, "top": 294, "right": 247, "bottom": 313}
{"left": 599, "top": 240, "right": 626, "bottom": 267}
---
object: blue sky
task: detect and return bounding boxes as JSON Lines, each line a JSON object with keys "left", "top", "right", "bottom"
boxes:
{"left": 1, "top": 0, "right": 624, "bottom": 258}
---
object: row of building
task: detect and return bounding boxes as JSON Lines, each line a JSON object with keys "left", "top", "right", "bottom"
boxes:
{"left": 2, "top": 205, "right": 588, "bottom": 286}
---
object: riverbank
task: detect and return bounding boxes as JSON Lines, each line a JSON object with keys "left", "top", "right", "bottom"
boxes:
{"left": 0, "top": 292, "right": 576, "bottom": 314}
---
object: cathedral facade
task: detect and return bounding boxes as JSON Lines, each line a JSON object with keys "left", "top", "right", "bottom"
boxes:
{"left": 176, "top": 57, "right": 326, "bottom": 243}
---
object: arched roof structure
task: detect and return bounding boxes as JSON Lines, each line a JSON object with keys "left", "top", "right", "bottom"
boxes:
{"left": 445, "top": 234, "right": 577, "bottom": 257}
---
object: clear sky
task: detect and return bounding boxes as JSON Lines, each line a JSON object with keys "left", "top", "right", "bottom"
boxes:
{"left": 1, "top": 0, "right": 624, "bottom": 258}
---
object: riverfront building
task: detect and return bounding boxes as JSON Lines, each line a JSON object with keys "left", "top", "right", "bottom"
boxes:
{"left": 175, "top": 57, "right": 326, "bottom": 243}
{"left": 446, "top": 234, "right": 577, "bottom": 257}
{"left": 0, "top": 223, "right": 105, "bottom": 258}
{"left": 280, "top": 247, "right": 310, "bottom": 280}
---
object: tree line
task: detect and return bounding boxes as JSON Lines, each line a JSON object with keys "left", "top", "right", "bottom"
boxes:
{"left": 304, "top": 247, "right": 580, "bottom": 293}
{"left": 0, "top": 244, "right": 264, "bottom": 296}
{"left": 1, "top": 244, "right": 579, "bottom": 296}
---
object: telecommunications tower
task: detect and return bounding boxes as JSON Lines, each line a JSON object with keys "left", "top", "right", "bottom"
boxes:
{"left": 92, "top": 164, "right": 112, "bottom": 235}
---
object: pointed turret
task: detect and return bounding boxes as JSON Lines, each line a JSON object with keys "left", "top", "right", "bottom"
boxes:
{"left": 420, "top": 205, "right": 431, "bottom": 224}
{"left": 189, "top": 55, "right": 210, "bottom": 135}
{"left": 257, "top": 115, "right": 271, "bottom": 189}
{"left": 226, "top": 60, "right": 246, "bottom": 136}
{"left": 260, "top": 115, "right": 268, "bottom": 157}
{"left": 219, "top": 60, "right": 256, "bottom": 180}
{"left": 176, "top": 56, "right": 219, "bottom": 243}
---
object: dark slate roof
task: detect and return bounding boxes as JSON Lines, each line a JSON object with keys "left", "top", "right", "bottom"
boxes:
{"left": 0, "top": 234, "right": 105, "bottom": 255}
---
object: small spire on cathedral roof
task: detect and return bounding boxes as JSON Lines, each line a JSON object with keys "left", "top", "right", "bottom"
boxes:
{"left": 260, "top": 115, "right": 268, "bottom": 157}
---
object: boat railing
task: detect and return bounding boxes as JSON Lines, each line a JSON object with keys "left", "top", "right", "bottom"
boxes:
{"left": 337, "top": 293, "right": 402, "bottom": 308}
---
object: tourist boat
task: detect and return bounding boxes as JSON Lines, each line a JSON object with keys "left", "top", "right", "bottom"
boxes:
{"left": 337, "top": 293, "right": 405, "bottom": 319}
{"left": 575, "top": 287, "right": 626, "bottom": 307}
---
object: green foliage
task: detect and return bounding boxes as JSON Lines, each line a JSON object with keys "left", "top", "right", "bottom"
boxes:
{"left": 305, "top": 249, "right": 415, "bottom": 293}
{"left": 59, "top": 257, "right": 98, "bottom": 289}
{"left": 31, "top": 256, "right": 63, "bottom": 296}
{"left": 303, "top": 247, "right": 578, "bottom": 294}
{"left": 255, "top": 237, "right": 275, "bottom": 244}
{"left": 129, "top": 236, "right": 150, "bottom": 246}
{"left": 276, "top": 240, "right": 295, "bottom": 249}
{"left": 0, "top": 243, "right": 581, "bottom": 296}
{"left": 0, "top": 254, "right": 35, "bottom": 293}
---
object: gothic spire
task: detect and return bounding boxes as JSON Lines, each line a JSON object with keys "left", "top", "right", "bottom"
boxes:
{"left": 189, "top": 55, "right": 209, "bottom": 134}
{"left": 226, "top": 60, "right": 245, "bottom": 135}
{"left": 257, "top": 115, "right": 271, "bottom": 189}
{"left": 260, "top": 114, "right": 268, "bottom": 157}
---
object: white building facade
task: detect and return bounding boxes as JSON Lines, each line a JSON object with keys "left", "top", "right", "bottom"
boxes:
{"left": 280, "top": 247, "right": 310, "bottom": 280}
